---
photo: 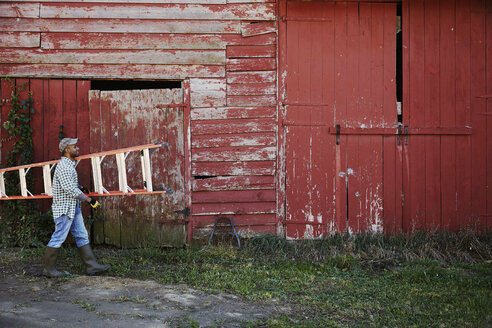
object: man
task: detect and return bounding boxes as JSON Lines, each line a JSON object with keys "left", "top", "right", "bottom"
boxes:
{"left": 43, "top": 138, "right": 110, "bottom": 277}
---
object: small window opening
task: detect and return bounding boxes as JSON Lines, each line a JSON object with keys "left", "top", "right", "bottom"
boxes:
{"left": 91, "top": 80, "right": 181, "bottom": 91}
{"left": 396, "top": 3, "right": 403, "bottom": 125}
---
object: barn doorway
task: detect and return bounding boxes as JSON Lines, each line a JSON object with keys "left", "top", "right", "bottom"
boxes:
{"left": 280, "top": 1, "right": 401, "bottom": 238}
{"left": 88, "top": 84, "right": 187, "bottom": 248}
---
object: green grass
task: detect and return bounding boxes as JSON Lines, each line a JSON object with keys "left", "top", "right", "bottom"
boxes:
{"left": 3, "top": 231, "right": 492, "bottom": 327}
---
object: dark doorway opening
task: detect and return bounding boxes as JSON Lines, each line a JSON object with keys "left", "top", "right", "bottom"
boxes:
{"left": 91, "top": 80, "right": 181, "bottom": 91}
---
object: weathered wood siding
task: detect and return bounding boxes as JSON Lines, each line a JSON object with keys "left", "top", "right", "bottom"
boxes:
{"left": 0, "top": 0, "right": 277, "bottom": 241}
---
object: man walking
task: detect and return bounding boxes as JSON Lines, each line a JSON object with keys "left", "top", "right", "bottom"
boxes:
{"left": 43, "top": 138, "right": 110, "bottom": 277}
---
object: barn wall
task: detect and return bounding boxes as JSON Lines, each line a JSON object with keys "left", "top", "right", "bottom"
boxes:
{"left": 0, "top": 0, "right": 277, "bottom": 241}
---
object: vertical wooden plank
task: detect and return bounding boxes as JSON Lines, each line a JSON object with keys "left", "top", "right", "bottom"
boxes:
{"left": 119, "top": 90, "right": 137, "bottom": 248}
{"left": 486, "top": 10, "right": 492, "bottom": 230}
{"left": 46, "top": 80, "right": 63, "bottom": 160}
{"left": 470, "top": 0, "right": 487, "bottom": 231}
{"left": 100, "top": 91, "right": 120, "bottom": 247}
{"left": 276, "top": 0, "right": 287, "bottom": 236}
{"left": 345, "top": 2, "right": 360, "bottom": 233}
{"left": 424, "top": 0, "right": 441, "bottom": 230}
{"left": 63, "top": 80, "right": 77, "bottom": 138}
{"left": 0, "top": 79, "right": 13, "bottom": 167}
{"left": 76, "top": 80, "right": 91, "bottom": 219}
{"left": 382, "top": 3, "right": 400, "bottom": 234}
{"left": 455, "top": 0, "right": 472, "bottom": 229}
{"left": 334, "top": 3, "right": 348, "bottom": 233}
{"left": 406, "top": 0, "right": 426, "bottom": 232}
{"left": 440, "top": 0, "right": 457, "bottom": 231}
{"left": 88, "top": 89, "right": 104, "bottom": 244}
{"left": 30, "top": 79, "right": 44, "bottom": 196}
{"left": 321, "top": 3, "right": 336, "bottom": 235}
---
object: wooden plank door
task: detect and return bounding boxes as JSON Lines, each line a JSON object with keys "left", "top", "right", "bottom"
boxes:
{"left": 282, "top": 1, "right": 400, "bottom": 238}
{"left": 88, "top": 88, "right": 186, "bottom": 248}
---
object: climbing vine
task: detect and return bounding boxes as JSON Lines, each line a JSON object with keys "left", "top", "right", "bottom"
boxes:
{"left": 0, "top": 78, "right": 52, "bottom": 247}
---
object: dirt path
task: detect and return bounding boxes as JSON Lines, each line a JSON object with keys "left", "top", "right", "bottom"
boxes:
{"left": 0, "top": 264, "right": 280, "bottom": 327}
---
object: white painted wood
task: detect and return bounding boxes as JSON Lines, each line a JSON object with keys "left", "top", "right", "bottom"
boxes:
{"left": 19, "top": 168, "right": 27, "bottom": 197}
{"left": 0, "top": 172, "right": 6, "bottom": 197}
{"left": 0, "top": 49, "right": 226, "bottom": 65}
{"left": 140, "top": 149, "right": 153, "bottom": 192}
{"left": 115, "top": 153, "right": 128, "bottom": 193}
{"left": 0, "top": 64, "right": 226, "bottom": 80}
{"left": 189, "top": 78, "right": 226, "bottom": 108}
{"left": 42, "top": 164, "right": 53, "bottom": 196}
{"left": 0, "top": 32, "right": 40, "bottom": 48}
{"left": 5, "top": 0, "right": 225, "bottom": 3}
{"left": 91, "top": 157, "right": 104, "bottom": 194}
{"left": 40, "top": 3, "right": 275, "bottom": 20}
{"left": 0, "top": 3, "right": 39, "bottom": 18}
{"left": 1, "top": 18, "right": 242, "bottom": 34}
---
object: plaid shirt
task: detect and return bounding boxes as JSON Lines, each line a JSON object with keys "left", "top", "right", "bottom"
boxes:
{"left": 52, "top": 156, "right": 83, "bottom": 219}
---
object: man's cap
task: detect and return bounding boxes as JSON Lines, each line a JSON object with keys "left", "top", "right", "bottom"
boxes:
{"left": 59, "top": 138, "right": 78, "bottom": 152}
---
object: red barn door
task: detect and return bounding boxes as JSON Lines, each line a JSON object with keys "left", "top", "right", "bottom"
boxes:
{"left": 281, "top": 1, "right": 400, "bottom": 238}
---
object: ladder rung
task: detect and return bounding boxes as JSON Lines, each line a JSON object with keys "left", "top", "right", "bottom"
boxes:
{"left": 42, "top": 164, "right": 52, "bottom": 196}
{"left": 115, "top": 153, "right": 128, "bottom": 193}
{"left": 19, "top": 168, "right": 28, "bottom": 197}
{"left": 91, "top": 157, "right": 104, "bottom": 194}
{"left": 140, "top": 148, "right": 153, "bottom": 192}
{"left": 0, "top": 172, "right": 6, "bottom": 197}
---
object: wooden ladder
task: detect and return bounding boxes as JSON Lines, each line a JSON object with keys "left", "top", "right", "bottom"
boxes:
{"left": 0, "top": 143, "right": 171, "bottom": 200}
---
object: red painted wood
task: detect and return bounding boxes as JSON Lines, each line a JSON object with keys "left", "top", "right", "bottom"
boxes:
{"left": 1, "top": 79, "right": 13, "bottom": 166}
{"left": 455, "top": 0, "right": 472, "bottom": 229}
{"left": 192, "top": 160, "right": 275, "bottom": 176}
{"left": 382, "top": 4, "right": 400, "bottom": 234}
{"left": 423, "top": 0, "right": 441, "bottom": 231}
{"left": 191, "top": 117, "right": 275, "bottom": 135}
{"left": 333, "top": 3, "right": 348, "bottom": 233}
{"left": 192, "top": 189, "right": 275, "bottom": 203}
{"left": 406, "top": 0, "right": 426, "bottom": 232}
{"left": 62, "top": 80, "right": 77, "bottom": 138}
{"left": 226, "top": 45, "right": 275, "bottom": 58}
{"left": 193, "top": 175, "right": 275, "bottom": 192}
{"left": 440, "top": 0, "right": 457, "bottom": 231}
{"left": 29, "top": 79, "right": 44, "bottom": 195}
{"left": 192, "top": 214, "right": 276, "bottom": 228}
{"left": 486, "top": 11, "right": 492, "bottom": 230}
{"left": 226, "top": 58, "right": 276, "bottom": 71}
{"left": 192, "top": 132, "right": 276, "bottom": 148}
{"left": 192, "top": 202, "right": 275, "bottom": 216}
{"left": 470, "top": 2, "right": 487, "bottom": 232}
{"left": 345, "top": 2, "right": 360, "bottom": 233}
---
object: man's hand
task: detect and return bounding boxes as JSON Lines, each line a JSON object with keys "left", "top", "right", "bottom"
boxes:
{"left": 79, "top": 185, "right": 90, "bottom": 194}
{"left": 89, "top": 198, "right": 100, "bottom": 209}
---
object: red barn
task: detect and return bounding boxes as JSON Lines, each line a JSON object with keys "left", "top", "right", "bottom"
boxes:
{"left": 0, "top": 0, "right": 490, "bottom": 247}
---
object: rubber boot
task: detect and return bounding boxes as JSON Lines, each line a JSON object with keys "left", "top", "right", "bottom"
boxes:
{"left": 42, "top": 246, "right": 67, "bottom": 278}
{"left": 78, "top": 244, "right": 110, "bottom": 276}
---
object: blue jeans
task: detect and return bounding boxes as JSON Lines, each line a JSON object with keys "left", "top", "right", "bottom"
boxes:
{"left": 47, "top": 204, "right": 89, "bottom": 248}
